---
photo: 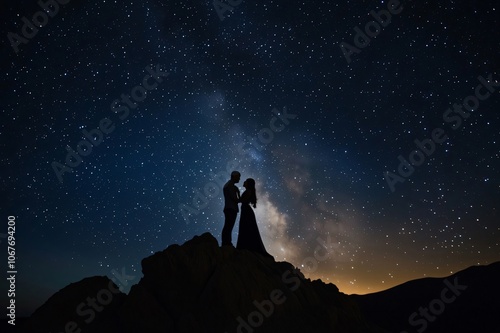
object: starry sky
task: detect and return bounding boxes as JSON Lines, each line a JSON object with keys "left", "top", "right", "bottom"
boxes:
{"left": 1, "top": 0, "right": 499, "bottom": 317}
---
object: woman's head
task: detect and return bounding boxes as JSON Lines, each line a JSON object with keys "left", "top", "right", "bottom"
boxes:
{"left": 244, "top": 178, "right": 257, "bottom": 207}
{"left": 244, "top": 178, "right": 256, "bottom": 189}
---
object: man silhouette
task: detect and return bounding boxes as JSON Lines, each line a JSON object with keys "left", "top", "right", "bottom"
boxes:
{"left": 222, "top": 171, "right": 241, "bottom": 246}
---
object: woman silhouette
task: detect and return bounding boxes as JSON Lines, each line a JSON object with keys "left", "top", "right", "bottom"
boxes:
{"left": 236, "top": 178, "right": 272, "bottom": 258}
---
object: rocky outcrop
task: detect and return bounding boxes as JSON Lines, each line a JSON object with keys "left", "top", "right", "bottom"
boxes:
{"left": 21, "top": 233, "right": 386, "bottom": 333}
{"left": 20, "top": 276, "right": 125, "bottom": 333}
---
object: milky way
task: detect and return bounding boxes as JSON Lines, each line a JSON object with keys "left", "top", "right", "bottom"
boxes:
{"left": 1, "top": 0, "right": 499, "bottom": 316}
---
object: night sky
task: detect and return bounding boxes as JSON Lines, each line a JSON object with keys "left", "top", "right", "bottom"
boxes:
{"left": 1, "top": 0, "right": 499, "bottom": 317}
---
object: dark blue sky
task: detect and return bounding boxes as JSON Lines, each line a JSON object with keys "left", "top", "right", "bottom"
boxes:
{"left": 1, "top": 0, "right": 499, "bottom": 316}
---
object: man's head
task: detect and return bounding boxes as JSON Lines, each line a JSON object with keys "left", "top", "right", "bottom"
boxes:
{"left": 230, "top": 171, "right": 241, "bottom": 183}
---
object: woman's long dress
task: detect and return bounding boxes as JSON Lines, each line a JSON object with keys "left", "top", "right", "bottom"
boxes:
{"left": 236, "top": 192, "right": 272, "bottom": 258}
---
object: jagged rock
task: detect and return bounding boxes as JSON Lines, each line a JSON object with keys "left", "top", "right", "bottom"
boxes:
{"left": 119, "top": 283, "right": 174, "bottom": 332}
{"left": 21, "top": 233, "right": 385, "bottom": 333}
{"left": 20, "top": 276, "right": 125, "bottom": 333}
{"left": 126, "top": 232, "right": 381, "bottom": 333}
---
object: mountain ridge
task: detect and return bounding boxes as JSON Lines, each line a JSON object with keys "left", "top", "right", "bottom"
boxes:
{"left": 351, "top": 261, "right": 500, "bottom": 332}
{"left": 15, "top": 233, "right": 499, "bottom": 333}
{"left": 18, "top": 232, "right": 386, "bottom": 333}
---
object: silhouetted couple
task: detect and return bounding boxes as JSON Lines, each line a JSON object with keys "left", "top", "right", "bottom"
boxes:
{"left": 221, "top": 171, "right": 272, "bottom": 258}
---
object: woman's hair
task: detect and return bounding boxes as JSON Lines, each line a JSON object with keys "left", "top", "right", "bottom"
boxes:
{"left": 246, "top": 178, "right": 257, "bottom": 208}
